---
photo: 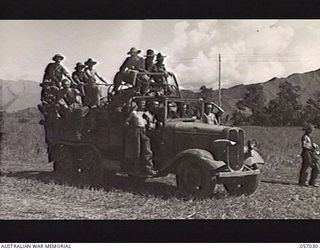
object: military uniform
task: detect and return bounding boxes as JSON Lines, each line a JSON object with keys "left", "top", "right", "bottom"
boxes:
{"left": 151, "top": 61, "right": 169, "bottom": 84}
{"left": 203, "top": 112, "right": 219, "bottom": 125}
{"left": 83, "top": 59, "right": 103, "bottom": 107}
{"left": 299, "top": 131, "right": 319, "bottom": 186}
{"left": 43, "top": 54, "right": 72, "bottom": 87}
{"left": 43, "top": 63, "right": 70, "bottom": 86}
{"left": 144, "top": 49, "right": 156, "bottom": 72}
{"left": 38, "top": 83, "right": 61, "bottom": 143}
{"left": 113, "top": 47, "right": 145, "bottom": 90}
{"left": 58, "top": 83, "right": 84, "bottom": 139}
{"left": 72, "top": 62, "right": 87, "bottom": 97}
{"left": 125, "top": 108, "right": 154, "bottom": 174}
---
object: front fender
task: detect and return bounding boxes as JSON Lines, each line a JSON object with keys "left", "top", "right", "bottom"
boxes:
{"left": 160, "top": 148, "right": 226, "bottom": 174}
{"left": 244, "top": 149, "right": 264, "bottom": 166}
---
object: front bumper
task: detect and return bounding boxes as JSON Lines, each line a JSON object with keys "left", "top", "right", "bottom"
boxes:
{"left": 217, "top": 168, "right": 260, "bottom": 178}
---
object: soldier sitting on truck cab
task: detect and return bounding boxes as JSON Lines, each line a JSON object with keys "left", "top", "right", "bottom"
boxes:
{"left": 151, "top": 53, "right": 174, "bottom": 96}
{"left": 43, "top": 54, "right": 74, "bottom": 88}
{"left": 113, "top": 47, "right": 145, "bottom": 91}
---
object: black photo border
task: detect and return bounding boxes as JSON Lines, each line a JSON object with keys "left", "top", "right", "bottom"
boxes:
{"left": 1, "top": 0, "right": 320, "bottom": 243}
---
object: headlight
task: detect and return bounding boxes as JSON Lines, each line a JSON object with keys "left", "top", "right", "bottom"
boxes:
{"left": 247, "top": 139, "right": 257, "bottom": 149}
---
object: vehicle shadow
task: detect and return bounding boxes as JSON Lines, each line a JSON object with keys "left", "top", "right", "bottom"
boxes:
{"left": 261, "top": 178, "right": 297, "bottom": 186}
{"left": 5, "top": 169, "right": 227, "bottom": 200}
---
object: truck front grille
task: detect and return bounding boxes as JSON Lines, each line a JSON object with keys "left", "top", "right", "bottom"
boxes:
{"left": 228, "top": 129, "right": 244, "bottom": 170}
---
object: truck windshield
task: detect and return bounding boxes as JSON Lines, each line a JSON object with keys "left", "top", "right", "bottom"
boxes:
{"left": 166, "top": 99, "right": 203, "bottom": 121}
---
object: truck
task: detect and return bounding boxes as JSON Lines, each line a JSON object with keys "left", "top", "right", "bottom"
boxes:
{"left": 41, "top": 72, "right": 264, "bottom": 198}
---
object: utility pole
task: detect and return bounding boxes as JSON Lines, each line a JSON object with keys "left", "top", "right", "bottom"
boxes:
{"left": 218, "top": 53, "right": 222, "bottom": 107}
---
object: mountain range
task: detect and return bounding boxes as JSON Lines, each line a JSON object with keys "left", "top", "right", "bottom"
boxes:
{"left": 1, "top": 67, "right": 320, "bottom": 114}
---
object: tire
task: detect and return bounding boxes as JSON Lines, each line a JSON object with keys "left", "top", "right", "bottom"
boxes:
{"left": 243, "top": 164, "right": 260, "bottom": 196}
{"left": 176, "top": 158, "right": 214, "bottom": 198}
{"left": 53, "top": 145, "right": 75, "bottom": 173}
{"left": 223, "top": 181, "right": 245, "bottom": 197}
{"left": 78, "top": 148, "right": 98, "bottom": 171}
{"left": 224, "top": 164, "right": 260, "bottom": 196}
{"left": 243, "top": 174, "right": 259, "bottom": 196}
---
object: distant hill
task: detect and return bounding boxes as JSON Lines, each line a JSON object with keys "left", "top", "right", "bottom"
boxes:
{"left": 0, "top": 79, "right": 40, "bottom": 112}
{"left": 181, "top": 68, "right": 320, "bottom": 115}
{"left": 2, "top": 68, "right": 320, "bottom": 114}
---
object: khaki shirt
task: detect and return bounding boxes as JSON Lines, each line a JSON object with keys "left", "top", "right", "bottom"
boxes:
{"left": 127, "top": 110, "right": 147, "bottom": 128}
{"left": 43, "top": 63, "right": 69, "bottom": 82}
{"left": 120, "top": 56, "right": 144, "bottom": 72}
{"left": 203, "top": 112, "right": 218, "bottom": 125}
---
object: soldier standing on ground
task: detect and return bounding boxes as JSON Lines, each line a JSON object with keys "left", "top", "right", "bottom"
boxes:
{"left": 125, "top": 99, "right": 156, "bottom": 176}
{"left": 43, "top": 54, "right": 73, "bottom": 88}
{"left": 299, "top": 124, "right": 319, "bottom": 187}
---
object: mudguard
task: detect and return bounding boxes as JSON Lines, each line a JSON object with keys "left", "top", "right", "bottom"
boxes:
{"left": 161, "top": 148, "right": 226, "bottom": 173}
{"left": 243, "top": 148, "right": 264, "bottom": 166}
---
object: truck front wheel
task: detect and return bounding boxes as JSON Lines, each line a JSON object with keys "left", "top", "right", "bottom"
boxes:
{"left": 176, "top": 159, "right": 214, "bottom": 198}
{"left": 224, "top": 174, "right": 259, "bottom": 196}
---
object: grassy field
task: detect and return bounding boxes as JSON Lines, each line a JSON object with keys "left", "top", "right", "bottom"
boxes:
{"left": 1, "top": 120, "right": 320, "bottom": 219}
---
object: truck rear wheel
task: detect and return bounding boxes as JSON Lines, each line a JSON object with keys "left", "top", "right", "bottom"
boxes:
{"left": 78, "top": 148, "right": 99, "bottom": 174}
{"left": 53, "top": 145, "right": 75, "bottom": 173}
{"left": 176, "top": 159, "right": 214, "bottom": 198}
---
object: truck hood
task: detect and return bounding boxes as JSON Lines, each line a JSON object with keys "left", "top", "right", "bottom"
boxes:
{"left": 164, "top": 120, "right": 236, "bottom": 134}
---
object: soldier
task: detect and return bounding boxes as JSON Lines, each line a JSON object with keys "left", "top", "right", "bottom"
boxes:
{"left": 299, "top": 124, "right": 319, "bottom": 187}
{"left": 58, "top": 79, "right": 82, "bottom": 106}
{"left": 38, "top": 81, "right": 60, "bottom": 118}
{"left": 84, "top": 58, "right": 107, "bottom": 84}
{"left": 43, "top": 54, "right": 73, "bottom": 87}
{"left": 147, "top": 100, "right": 163, "bottom": 128}
{"left": 83, "top": 58, "right": 106, "bottom": 107}
{"left": 58, "top": 79, "right": 91, "bottom": 139}
{"left": 71, "top": 62, "right": 87, "bottom": 97}
{"left": 151, "top": 53, "right": 173, "bottom": 84}
{"left": 38, "top": 81, "right": 62, "bottom": 143}
{"left": 125, "top": 99, "right": 156, "bottom": 176}
{"left": 144, "top": 49, "right": 156, "bottom": 72}
{"left": 151, "top": 53, "right": 175, "bottom": 96}
{"left": 167, "top": 102, "right": 179, "bottom": 119}
{"left": 202, "top": 102, "right": 224, "bottom": 125}
{"left": 177, "top": 103, "right": 190, "bottom": 118}
{"left": 113, "top": 47, "right": 145, "bottom": 90}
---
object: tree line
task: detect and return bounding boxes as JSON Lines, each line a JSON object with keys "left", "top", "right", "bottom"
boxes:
{"left": 199, "top": 82, "right": 320, "bottom": 127}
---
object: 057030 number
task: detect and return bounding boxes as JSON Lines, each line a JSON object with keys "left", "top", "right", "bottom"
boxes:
{"left": 300, "top": 244, "right": 318, "bottom": 248}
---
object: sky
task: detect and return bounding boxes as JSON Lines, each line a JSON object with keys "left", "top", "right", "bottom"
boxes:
{"left": 1, "top": 20, "right": 320, "bottom": 90}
